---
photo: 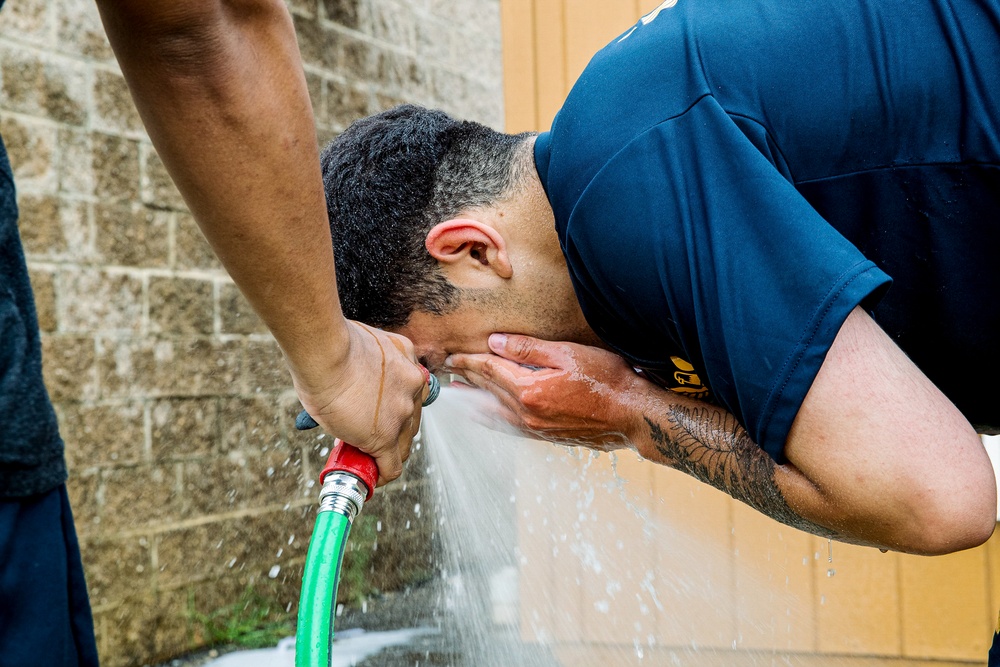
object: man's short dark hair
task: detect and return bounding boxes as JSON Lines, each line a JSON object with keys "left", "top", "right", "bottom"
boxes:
{"left": 320, "top": 104, "right": 533, "bottom": 329}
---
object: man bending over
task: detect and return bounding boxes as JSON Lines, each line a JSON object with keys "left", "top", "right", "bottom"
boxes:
{"left": 319, "top": 0, "right": 999, "bottom": 559}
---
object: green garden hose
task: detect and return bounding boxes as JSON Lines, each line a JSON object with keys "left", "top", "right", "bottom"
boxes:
{"left": 293, "top": 370, "right": 440, "bottom": 667}
{"left": 296, "top": 509, "right": 352, "bottom": 667}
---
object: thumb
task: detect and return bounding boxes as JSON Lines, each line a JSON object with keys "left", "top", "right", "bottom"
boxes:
{"left": 488, "top": 333, "right": 565, "bottom": 368}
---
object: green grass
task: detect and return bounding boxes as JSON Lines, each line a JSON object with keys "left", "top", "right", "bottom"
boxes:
{"left": 338, "top": 514, "right": 377, "bottom": 606}
{"left": 189, "top": 585, "right": 295, "bottom": 650}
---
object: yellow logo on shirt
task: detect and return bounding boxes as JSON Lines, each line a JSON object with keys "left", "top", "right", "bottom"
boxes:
{"left": 666, "top": 356, "right": 711, "bottom": 400}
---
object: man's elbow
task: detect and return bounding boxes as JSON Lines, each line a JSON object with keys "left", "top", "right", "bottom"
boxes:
{"left": 901, "top": 481, "right": 996, "bottom": 556}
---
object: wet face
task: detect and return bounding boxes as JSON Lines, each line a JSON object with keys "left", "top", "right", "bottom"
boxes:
{"left": 392, "top": 306, "right": 500, "bottom": 375}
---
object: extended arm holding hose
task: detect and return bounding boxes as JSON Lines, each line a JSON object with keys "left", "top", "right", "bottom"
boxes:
{"left": 94, "top": 0, "right": 425, "bottom": 482}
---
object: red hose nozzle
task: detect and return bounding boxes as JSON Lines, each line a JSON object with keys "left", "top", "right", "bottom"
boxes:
{"left": 314, "top": 365, "right": 439, "bottom": 499}
{"left": 320, "top": 440, "right": 379, "bottom": 499}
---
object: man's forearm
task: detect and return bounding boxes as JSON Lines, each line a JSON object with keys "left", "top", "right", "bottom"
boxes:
{"left": 636, "top": 401, "right": 842, "bottom": 540}
{"left": 95, "top": 0, "right": 348, "bottom": 375}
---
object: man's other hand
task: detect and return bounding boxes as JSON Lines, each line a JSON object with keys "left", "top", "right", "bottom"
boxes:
{"left": 446, "top": 333, "right": 652, "bottom": 450}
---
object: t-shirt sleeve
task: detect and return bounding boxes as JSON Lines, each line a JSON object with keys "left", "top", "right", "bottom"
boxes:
{"left": 563, "top": 95, "right": 891, "bottom": 461}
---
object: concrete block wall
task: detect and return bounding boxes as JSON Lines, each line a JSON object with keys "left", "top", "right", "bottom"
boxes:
{"left": 0, "top": 0, "right": 503, "bottom": 664}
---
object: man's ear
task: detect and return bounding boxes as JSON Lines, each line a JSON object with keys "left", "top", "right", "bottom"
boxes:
{"left": 425, "top": 218, "right": 513, "bottom": 280}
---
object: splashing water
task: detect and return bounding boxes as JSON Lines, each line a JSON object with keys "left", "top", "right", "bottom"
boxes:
{"left": 418, "top": 385, "right": 831, "bottom": 665}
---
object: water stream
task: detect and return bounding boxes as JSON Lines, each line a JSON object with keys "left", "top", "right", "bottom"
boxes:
{"left": 202, "top": 384, "right": 857, "bottom": 666}
{"left": 417, "top": 386, "right": 819, "bottom": 665}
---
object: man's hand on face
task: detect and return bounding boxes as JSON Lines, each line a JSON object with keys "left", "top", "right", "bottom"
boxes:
{"left": 291, "top": 322, "right": 427, "bottom": 486}
{"left": 445, "top": 334, "right": 653, "bottom": 451}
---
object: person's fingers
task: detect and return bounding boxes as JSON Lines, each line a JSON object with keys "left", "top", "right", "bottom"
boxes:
{"left": 458, "top": 366, "right": 529, "bottom": 420}
{"left": 487, "top": 333, "right": 568, "bottom": 367}
{"left": 446, "top": 351, "right": 541, "bottom": 391}
{"left": 373, "top": 448, "right": 403, "bottom": 487}
{"left": 449, "top": 356, "right": 522, "bottom": 401}
{"left": 376, "top": 428, "right": 412, "bottom": 489}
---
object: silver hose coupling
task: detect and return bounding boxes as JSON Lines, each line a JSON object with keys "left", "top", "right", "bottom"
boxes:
{"left": 424, "top": 372, "right": 441, "bottom": 406}
{"left": 318, "top": 471, "right": 369, "bottom": 523}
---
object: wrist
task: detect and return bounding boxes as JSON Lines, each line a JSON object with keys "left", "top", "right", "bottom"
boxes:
{"left": 281, "top": 316, "right": 353, "bottom": 392}
{"left": 619, "top": 374, "right": 660, "bottom": 447}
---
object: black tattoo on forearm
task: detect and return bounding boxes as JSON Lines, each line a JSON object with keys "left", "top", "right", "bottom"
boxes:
{"left": 645, "top": 406, "right": 837, "bottom": 538}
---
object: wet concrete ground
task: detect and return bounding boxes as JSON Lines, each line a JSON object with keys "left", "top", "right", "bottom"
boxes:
{"left": 154, "top": 579, "right": 560, "bottom": 667}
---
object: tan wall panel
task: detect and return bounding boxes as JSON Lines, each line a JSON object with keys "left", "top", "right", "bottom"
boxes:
{"left": 813, "top": 538, "right": 902, "bottom": 655}
{"left": 638, "top": 0, "right": 669, "bottom": 13}
{"left": 732, "top": 503, "right": 816, "bottom": 652}
{"left": 577, "top": 452, "right": 659, "bottom": 645}
{"left": 532, "top": 0, "right": 568, "bottom": 130}
{"left": 516, "top": 447, "right": 585, "bottom": 644}
{"left": 652, "top": 468, "right": 736, "bottom": 648}
{"left": 501, "top": 0, "right": 538, "bottom": 133}
{"left": 517, "top": 452, "right": 555, "bottom": 643}
{"left": 899, "top": 547, "right": 991, "bottom": 660}
{"left": 553, "top": 645, "right": 981, "bottom": 667}
{"left": 563, "top": 2, "right": 638, "bottom": 85}
{"left": 991, "top": 534, "right": 1000, "bottom": 638}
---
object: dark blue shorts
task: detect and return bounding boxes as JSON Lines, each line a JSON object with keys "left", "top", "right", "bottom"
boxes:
{"left": 0, "top": 485, "right": 100, "bottom": 666}
{"left": 991, "top": 623, "right": 1000, "bottom": 667}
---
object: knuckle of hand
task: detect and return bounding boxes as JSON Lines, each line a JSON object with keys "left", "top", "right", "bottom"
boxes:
{"left": 513, "top": 336, "right": 533, "bottom": 359}
{"left": 521, "top": 390, "right": 545, "bottom": 412}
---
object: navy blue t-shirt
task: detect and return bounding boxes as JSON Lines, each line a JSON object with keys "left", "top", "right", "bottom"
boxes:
{"left": 535, "top": 0, "right": 1000, "bottom": 460}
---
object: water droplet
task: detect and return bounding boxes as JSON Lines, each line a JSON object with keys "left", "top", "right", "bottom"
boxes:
{"left": 268, "top": 565, "right": 281, "bottom": 578}
{"left": 826, "top": 568, "right": 836, "bottom": 577}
